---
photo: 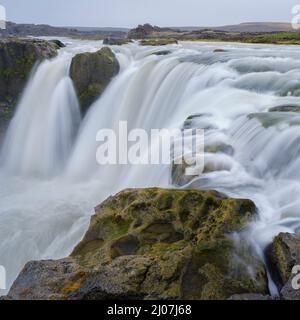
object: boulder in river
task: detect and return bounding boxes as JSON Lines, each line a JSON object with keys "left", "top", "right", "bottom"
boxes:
{"left": 6, "top": 188, "right": 268, "bottom": 300}
{"left": 70, "top": 47, "right": 120, "bottom": 114}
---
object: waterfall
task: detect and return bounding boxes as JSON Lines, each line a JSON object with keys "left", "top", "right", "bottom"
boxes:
{"left": 1, "top": 40, "right": 300, "bottom": 294}
{"left": 0, "top": 56, "right": 81, "bottom": 178}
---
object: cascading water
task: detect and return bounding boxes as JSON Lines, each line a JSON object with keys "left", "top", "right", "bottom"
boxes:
{"left": 1, "top": 39, "right": 300, "bottom": 295}
{"left": 0, "top": 57, "right": 81, "bottom": 178}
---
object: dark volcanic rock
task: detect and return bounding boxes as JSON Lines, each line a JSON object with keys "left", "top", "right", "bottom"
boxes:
{"left": 70, "top": 47, "right": 120, "bottom": 113}
{"left": 268, "top": 233, "right": 300, "bottom": 300}
{"left": 6, "top": 188, "right": 269, "bottom": 300}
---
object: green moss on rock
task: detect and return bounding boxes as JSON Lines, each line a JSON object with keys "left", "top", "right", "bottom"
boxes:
{"left": 6, "top": 188, "right": 269, "bottom": 300}
{"left": 69, "top": 188, "right": 268, "bottom": 300}
{"left": 140, "top": 39, "right": 178, "bottom": 46}
{"left": 70, "top": 47, "right": 120, "bottom": 113}
{"left": 0, "top": 38, "right": 58, "bottom": 136}
{"left": 267, "top": 233, "right": 300, "bottom": 289}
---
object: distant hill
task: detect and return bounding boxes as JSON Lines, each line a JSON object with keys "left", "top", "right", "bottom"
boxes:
{"left": 1, "top": 21, "right": 299, "bottom": 41}
{"left": 0, "top": 22, "right": 128, "bottom": 38}
{"left": 174, "top": 22, "right": 298, "bottom": 33}
{"left": 73, "top": 26, "right": 130, "bottom": 33}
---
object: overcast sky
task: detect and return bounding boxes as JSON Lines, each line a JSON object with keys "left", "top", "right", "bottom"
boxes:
{"left": 0, "top": 0, "right": 298, "bottom": 28}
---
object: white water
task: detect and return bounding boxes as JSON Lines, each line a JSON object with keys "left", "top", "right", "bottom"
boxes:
{"left": 1, "top": 39, "right": 300, "bottom": 295}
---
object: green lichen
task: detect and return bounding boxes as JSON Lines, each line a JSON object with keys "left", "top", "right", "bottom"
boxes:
{"left": 71, "top": 188, "right": 268, "bottom": 300}
{"left": 70, "top": 47, "right": 120, "bottom": 113}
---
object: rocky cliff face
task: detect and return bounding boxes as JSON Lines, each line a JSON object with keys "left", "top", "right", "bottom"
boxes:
{"left": 70, "top": 47, "right": 120, "bottom": 114}
{"left": 5, "top": 188, "right": 269, "bottom": 300}
{"left": 0, "top": 38, "right": 59, "bottom": 138}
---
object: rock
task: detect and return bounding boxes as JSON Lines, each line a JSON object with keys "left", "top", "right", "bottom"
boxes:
{"left": 49, "top": 39, "right": 65, "bottom": 48}
{"left": 70, "top": 256, "right": 153, "bottom": 300}
{"left": 128, "top": 24, "right": 176, "bottom": 40}
{"left": 228, "top": 293, "right": 272, "bottom": 300}
{"left": 267, "top": 233, "right": 300, "bottom": 300}
{"left": 151, "top": 50, "right": 171, "bottom": 56}
{"left": 0, "top": 38, "right": 58, "bottom": 104}
{"left": 6, "top": 258, "right": 88, "bottom": 300}
{"left": 0, "top": 38, "right": 58, "bottom": 137}
{"left": 171, "top": 114, "right": 234, "bottom": 186}
{"left": 140, "top": 39, "right": 178, "bottom": 46}
{"left": 103, "top": 38, "right": 131, "bottom": 46}
{"left": 269, "top": 105, "right": 300, "bottom": 113}
{"left": 268, "top": 233, "right": 300, "bottom": 287}
{"left": 70, "top": 47, "right": 120, "bottom": 113}
{"left": 128, "top": 24, "right": 160, "bottom": 39}
{"left": 213, "top": 49, "right": 227, "bottom": 53}
{"left": 6, "top": 188, "right": 269, "bottom": 300}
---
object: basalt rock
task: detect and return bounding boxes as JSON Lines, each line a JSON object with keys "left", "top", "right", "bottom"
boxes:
{"left": 267, "top": 233, "right": 300, "bottom": 300}
{"left": 6, "top": 188, "right": 268, "bottom": 300}
{"left": 70, "top": 47, "right": 120, "bottom": 114}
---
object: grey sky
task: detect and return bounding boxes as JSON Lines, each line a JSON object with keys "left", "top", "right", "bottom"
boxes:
{"left": 0, "top": 0, "right": 298, "bottom": 28}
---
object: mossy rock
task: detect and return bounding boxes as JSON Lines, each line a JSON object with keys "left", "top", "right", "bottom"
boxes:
{"left": 0, "top": 38, "right": 58, "bottom": 134}
{"left": 0, "top": 38, "right": 58, "bottom": 102}
{"left": 7, "top": 188, "right": 269, "bottom": 300}
{"left": 74, "top": 188, "right": 268, "bottom": 300}
{"left": 267, "top": 233, "right": 300, "bottom": 288}
{"left": 103, "top": 38, "right": 132, "bottom": 46}
{"left": 269, "top": 105, "right": 300, "bottom": 113}
{"left": 140, "top": 39, "right": 178, "bottom": 46}
{"left": 70, "top": 47, "right": 120, "bottom": 113}
{"left": 49, "top": 39, "right": 65, "bottom": 48}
